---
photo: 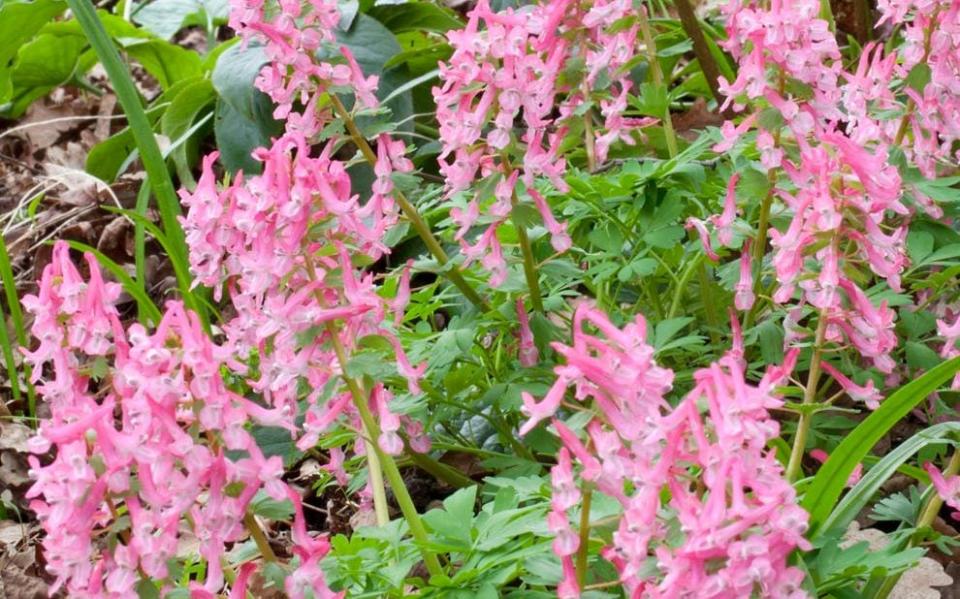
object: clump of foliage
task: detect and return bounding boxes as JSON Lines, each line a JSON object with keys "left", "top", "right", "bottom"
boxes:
{"left": 4, "top": 0, "right": 960, "bottom": 597}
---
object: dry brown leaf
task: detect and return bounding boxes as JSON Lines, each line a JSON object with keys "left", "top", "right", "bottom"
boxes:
{"left": 15, "top": 102, "right": 79, "bottom": 152}
{"left": 0, "top": 554, "right": 49, "bottom": 599}
{"left": 0, "top": 451, "right": 30, "bottom": 487}
{"left": 0, "top": 421, "right": 33, "bottom": 453}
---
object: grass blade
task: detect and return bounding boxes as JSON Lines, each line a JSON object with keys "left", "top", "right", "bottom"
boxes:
{"left": 0, "top": 236, "right": 35, "bottom": 416}
{"left": 0, "top": 300, "right": 22, "bottom": 411}
{"left": 103, "top": 207, "right": 209, "bottom": 326}
{"left": 802, "top": 356, "right": 960, "bottom": 535}
{"left": 65, "top": 0, "right": 192, "bottom": 294}
{"left": 815, "top": 421, "right": 960, "bottom": 540}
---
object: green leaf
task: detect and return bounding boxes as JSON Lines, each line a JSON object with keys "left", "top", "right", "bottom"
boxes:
{"left": 160, "top": 77, "right": 215, "bottom": 182}
{"left": 10, "top": 32, "right": 85, "bottom": 89}
{"left": 0, "top": 0, "right": 67, "bottom": 104}
{"left": 249, "top": 490, "right": 294, "bottom": 520}
{"left": 633, "top": 82, "right": 669, "bottom": 118}
{"left": 133, "top": 0, "right": 229, "bottom": 40}
{"left": 367, "top": 2, "right": 463, "bottom": 33}
{"left": 906, "top": 230, "right": 934, "bottom": 263}
{"left": 250, "top": 426, "right": 299, "bottom": 467}
{"left": 211, "top": 40, "right": 281, "bottom": 173}
{"left": 817, "top": 421, "right": 960, "bottom": 539}
{"left": 86, "top": 128, "right": 138, "bottom": 182}
{"left": 802, "top": 356, "right": 960, "bottom": 536}
{"left": 654, "top": 317, "right": 694, "bottom": 349}
{"left": 120, "top": 36, "right": 202, "bottom": 89}
{"left": 905, "top": 341, "right": 941, "bottom": 370}
{"left": 904, "top": 63, "right": 931, "bottom": 93}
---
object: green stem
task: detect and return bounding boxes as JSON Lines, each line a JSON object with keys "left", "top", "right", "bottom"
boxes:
{"left": 328, "top": 94, "right": 488, "bottom": 312}
{"left": 304, "top": 256, "right": 443, "bottom": 577}
{"left": 134, "top": 178, "right": 150, "bottom": 323}
{"left": 66, "top": 0, "right": 189, "bottom": 285}
{"left": 575, "top": 484, "right": 593, "bottom": 587}
{"left": 0, "top": 236, "right": 34, "bottom": 418}
{"left": 697, "top": 261, "right": 721, "bottom": 346}
{"left": 667, "top": 253, "right": 705, "bottom": 320}
{"left": 638, "top": 5, "right": 678, "bottom": 159}
{"left": 744, "top": 184, "right": 775, "bottom": 329}
{"left": 871, "top": 446, "right": 960, "bottom": 599}
{"left": 404, "top": 443, "right": 475, "bottom": 489}
{"left": 785, "top": 314, "right": 829, "bottom": 482}
{"left": 243, "top": 511, "right": 278, "bottom": 563}
{"left": 511, "top": 190, "right": 544, "bottom": 313}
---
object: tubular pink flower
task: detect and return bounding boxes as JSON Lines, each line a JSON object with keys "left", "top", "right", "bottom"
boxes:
{"left": 819, "top": 361, "right": 883, "bottom": 409}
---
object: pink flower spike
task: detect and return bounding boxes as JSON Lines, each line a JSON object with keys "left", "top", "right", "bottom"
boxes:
{"left": 391, "top": 260, "right": 414, "bottom": 327}
{"left": 819, "top": 361, "right": 883, "bottom": 409}
{"left": 557, "top": 555, "right": 581, "bottom": 599}
{"left": 925, "top": 462, "right": 960, "bottom": 512}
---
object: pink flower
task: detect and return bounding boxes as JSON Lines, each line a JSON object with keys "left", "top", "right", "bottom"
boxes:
{"left": 516, "top": 299, "right": 540, "bottom": 367}
{"left": 819, "top": 361, "right": 883, "bottom": 409}
{"left": 735, "top": 242, "right": 755, "bottom": 311}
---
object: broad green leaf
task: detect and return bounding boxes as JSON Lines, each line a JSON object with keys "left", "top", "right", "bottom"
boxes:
{"left": 250, "top": 426, "right": 299, "bottom": 467}
{"left": 133, "top": 0, "right": 229, "bottom": 40}
{"left": 368, "top": 2, "right": 463, "bottom": 33}
{"left": 211, "top": 41, "right": 281, "bottom": 173}
{"left": 249, "top": 490, "right": 294, "bottom": 520}
{"left": 120, "top": 37, "right": 202, "bottom": 89}
{"left": 802, "top": 356, "right": 960, "bottom": 535}
{"left": 10, "top": 33, "right": 85, "bottom": 89}
{"left": 160, "top": 77, "right": 215, "bottom": 182}
{"left": 0, "top": 0, "right": 67, "bottom": 104}
{"left": 816, "top": 421, "right": 960, "bottom": 540}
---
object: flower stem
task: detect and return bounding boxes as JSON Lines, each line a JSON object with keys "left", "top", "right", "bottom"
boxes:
{"left": 328, "top": 94, "right": 488, "bottom": 312}
{"left": 744, "top": 182, "right": 775, "bottom": 329}
{"left": 785, "top": 314, "right": 829, "bottom": 482}
{"left": 243, "top": 511, "right": 278, "bottom": 563}
{"left": 871, "top": 446, "right": 960, "bottom": 599}
{"left": 667, "top": 253, "right": 705, "bottom": 320}
{"left": 302, "top": 255, "right": 443, "bottom": 577}
{"left": 511, "top": 189, "right": 545, "bottom": 313}
{"left": 893, "top": 7, "right": 940, "bottom": 146}
{"left": 575, "top": 484, "right": 593, "bottom": 587}
{"left": 638, "top": 5, "right": 678, "bottom": 159}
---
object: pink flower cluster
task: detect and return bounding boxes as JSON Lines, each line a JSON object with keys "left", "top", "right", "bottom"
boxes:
{"left": 522, "top": 305, "right": 809, "bottom": 598}
{"left": 22, "top": 242, "right": 340, "bottom": 598}
{"left": 697, "top": 0, "right": 924, "bottom": 379}
{"left": 434, "top": 0, "right": 655, "bottom": 285}
{"left": 178, "top": 0, "right": 429, "bottom": 461}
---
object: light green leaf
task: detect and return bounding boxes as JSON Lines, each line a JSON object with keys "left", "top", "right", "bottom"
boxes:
{"left": 803, "top": 356, "right": 960, "bottom": 536}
